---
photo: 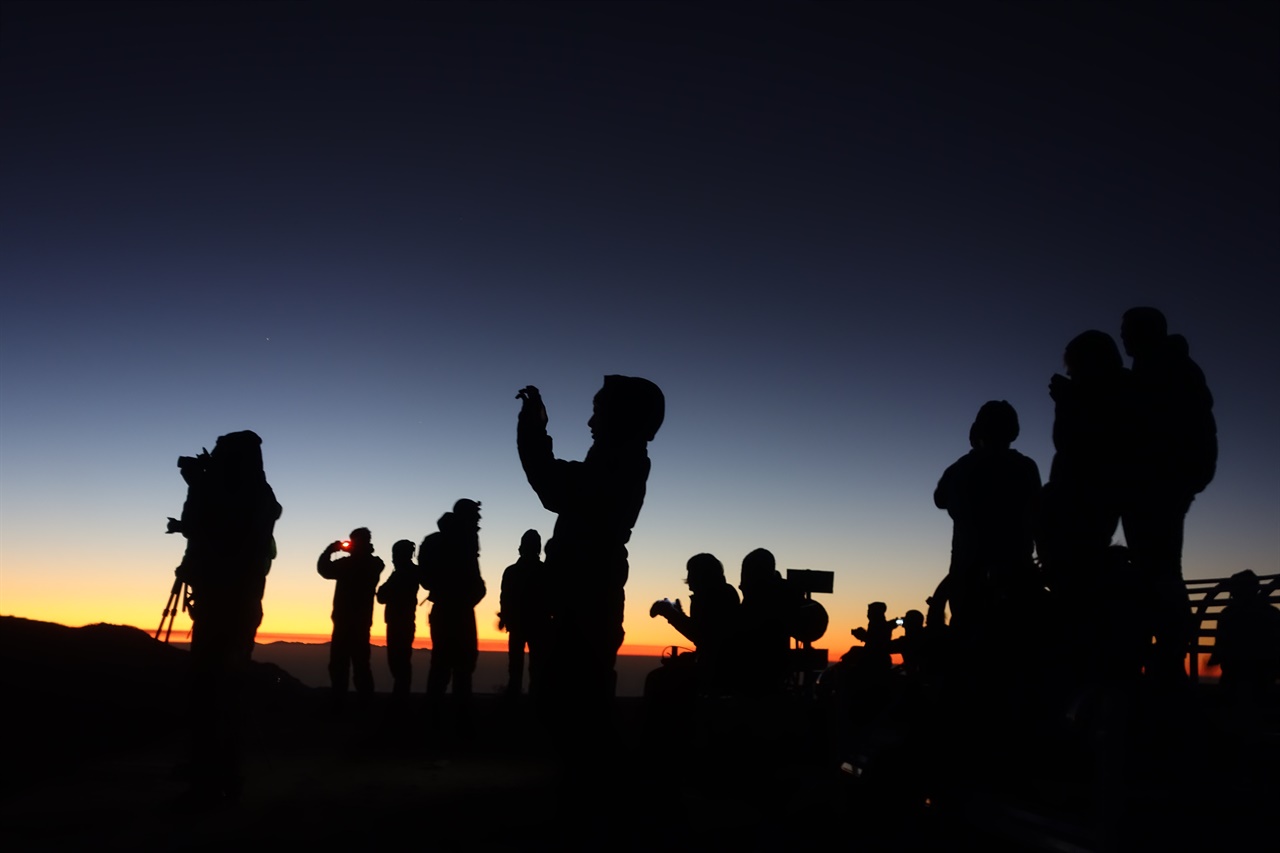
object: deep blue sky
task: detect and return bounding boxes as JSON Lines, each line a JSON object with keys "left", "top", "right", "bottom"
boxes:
{"left": 1, "top": 1, "right": 1276, "bottom": 646}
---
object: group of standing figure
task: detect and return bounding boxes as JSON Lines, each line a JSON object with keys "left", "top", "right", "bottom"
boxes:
{"left": 643, "top": 307, "right": 1227, "bottom": 719}
{"left": 318, "top": 500, "right": 543, "bottom": 736}
{"left": 316, "top": 497, "right": 485, "bottom": 728}
{"left": 317, "top": 374, "right": 666, "bottom": 744}
{"left": 933, "top": 306, "right": 1218, "bottom": 684}
{"left": 169, "top": 373, "right": 665, "bottom": 798}
{"left": 167, "top": 307, "right": 1250, "bottom": 804}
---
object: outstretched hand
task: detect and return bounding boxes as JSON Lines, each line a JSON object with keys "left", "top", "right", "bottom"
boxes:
{"left": 516, "top": 385, "right": 548, "bottom": 427}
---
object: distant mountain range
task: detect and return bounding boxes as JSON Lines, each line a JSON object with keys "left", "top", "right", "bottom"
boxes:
{"left": 0, "top": 615, "right": 656, "bottom": 702}
{"left": 242, "top": 636, "right": 657, "bottom": 697}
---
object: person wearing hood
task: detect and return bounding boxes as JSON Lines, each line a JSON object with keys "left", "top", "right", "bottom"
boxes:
{"left": 173, "top": 429, "right": 281, "bottom": 803}
{"left": 516, "top": 375, "right": 664, "bottom": 728}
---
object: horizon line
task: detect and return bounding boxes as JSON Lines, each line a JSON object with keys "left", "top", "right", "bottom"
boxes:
{"left": 252, "top": 631, "right": 674, "bottom": 657}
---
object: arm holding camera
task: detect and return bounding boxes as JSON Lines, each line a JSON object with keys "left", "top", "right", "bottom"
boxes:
{"left": 516, "top": 384, "right": 580, "bottom": 513}
{"left": 650, "top": 597, "right": 697, "bottom": 644}
{"left": 317, "top": 541, "right": 346, "bottom": 579}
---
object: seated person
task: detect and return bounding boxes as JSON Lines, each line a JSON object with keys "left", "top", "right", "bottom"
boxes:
{"left": 845, "top": 601, "right": 894, "bottom": 674}
{"left": 1208, "top": 570, "right": 1280, "bottom": 703}
{"left": 889, "top": 609, "right": 928, "bottom": 678}
{"left": 647, "top": 553, "right": 741, "bottom": 699}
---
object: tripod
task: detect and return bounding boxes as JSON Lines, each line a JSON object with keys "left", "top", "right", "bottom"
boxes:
{"left": 156, "top": 577, "right": 190, "bottom": 643}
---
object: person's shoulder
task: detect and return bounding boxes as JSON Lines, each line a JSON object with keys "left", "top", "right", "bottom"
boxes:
{"left": 939, "top": 453, "right": 970, "bottom": 478}
{"left": 1004, "top": 447, "right": 1038, "bottom": 466}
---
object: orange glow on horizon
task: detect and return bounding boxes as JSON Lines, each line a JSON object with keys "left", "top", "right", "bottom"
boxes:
{"left": 251, "top": 631, "right": 669, "bottom": 657}
{"left": 11, "top": 618, "right": 1227, "bottom": 675}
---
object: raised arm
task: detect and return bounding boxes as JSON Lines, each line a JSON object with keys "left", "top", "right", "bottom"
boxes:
{"left": 317, "top": 542, "right": 342, "bottom": 579}
{"left": 517, "top": 384, "right": 578, "bottom": 512}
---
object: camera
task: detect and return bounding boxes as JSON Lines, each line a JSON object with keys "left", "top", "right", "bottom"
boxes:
{"left": 786, "top": 569, "right": 834, "bottom": 595}
{"left": 177, "top": 448, "right": 210, "bottom": 472}
{"left": 649, "top": 597, "right": 681, "bottom": 618}
{"left": 176, "top": 449, "right": 211, "bottom": 482}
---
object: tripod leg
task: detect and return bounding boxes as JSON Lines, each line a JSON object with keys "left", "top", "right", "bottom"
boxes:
{"left": 163, "top": 584, "right": 183, "bottom": 644}
{"left": 157, "top": 578, "right": 183, "bottom": 642}
{"left": 157, "top": 590, "right": 177, "bottom": 640}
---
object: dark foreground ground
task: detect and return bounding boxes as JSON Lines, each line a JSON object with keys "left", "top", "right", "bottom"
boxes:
{"left": 2, "top": 617, "right": 1276, "bottom": 852}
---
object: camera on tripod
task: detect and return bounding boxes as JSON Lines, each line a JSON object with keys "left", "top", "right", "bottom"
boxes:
{"left": 785, "top": 569, "right": 835, "bottom": 688}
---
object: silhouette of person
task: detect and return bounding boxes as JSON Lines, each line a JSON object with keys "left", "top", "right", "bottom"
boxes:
{"left": 648, "top": 553, "right": 741, "bottom": 698}
{"left": 172, "top": 429, "right": 281, "bottom": 802}
{"left": 499, "top": 528, "right": 548, "bottom": 698}
{"left": 1120, "top": 307, "right": 1217, "bottom": 683}
{"left": 1039, "top": 331, "right": 1136, "bottom": 684}
{"left": 934, "top": 401, "right": 1042, "bottom": 636}
{"left": 890, "top": 609, "right": 928, "bottom": 678}
{"left": 845, "top": 602, "right": 894, "bottom": 674}
{"left": 515, "top": 377, "right": 664, "bottom": 732}
{"left": 376, "top": 539, "right": 419, "bottom": 705}
{"left": 831, "top": 602, "right": 902, "bottom": 735}
{"left": 419, "top": 499, "right": 486, "bottom": 735}
{"left": 317, "top": 527, "right": 385, "bottom": 709}
{"left": 735, "top": 548, "right": 796, "bottom": 696}
{"left": 1207, "top": 570, "right": 1280, "bottom": 704}
{"left": 1040, "top": 331, "right": 1133, "bottom": 586}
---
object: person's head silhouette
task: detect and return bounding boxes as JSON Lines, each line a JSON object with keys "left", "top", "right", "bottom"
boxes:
{"left": 588, "top": 375, "right": 665, "bottom": 443}
{"left": 452, "top": 499, "right": 482, "bottom": 531}
{"left": 1064, "top": 330, "right": 1123, "bottom": 381}
{"left": 519, "top": 528, "right": 541, "bottom": 558}
{"left": 1120, "top": 306, "right": 1168, "bottom": 359}
{"left": 1227, "top": 569, "right": 1260, "bottom": 600}
{"left": 685, "top": 553, "right": 725, "bottom": 595}
{"left": 740, "top": 548, "right": 778, "bottom": 594}
{"left": 211, "top": 429, "right": 266, "bottom": 483}
{"left": 971, "top": 400, "right": 1019, "bottom": 449}
{"left": 348, "top": 527, "right": 373, "bottom": 554}
{"left": 392, "top": 539, "right": 415, "bottom": 564}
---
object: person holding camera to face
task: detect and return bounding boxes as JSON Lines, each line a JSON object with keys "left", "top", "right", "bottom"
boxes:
{"left": 171, "top": 430, "right": 280, "bottom": 804}
{"left": 647, "top": 553, "right": 741, "bottom": 703}
{"left": 318, "top": 527, "right": 385, "bottom": 710}
{"left": 515, "top": 377, "right": 664, "bottom": 737}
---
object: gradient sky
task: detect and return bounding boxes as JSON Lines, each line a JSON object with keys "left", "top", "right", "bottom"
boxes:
{"left": 2, "top": 1, "right": 1277, "bottom": 654}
